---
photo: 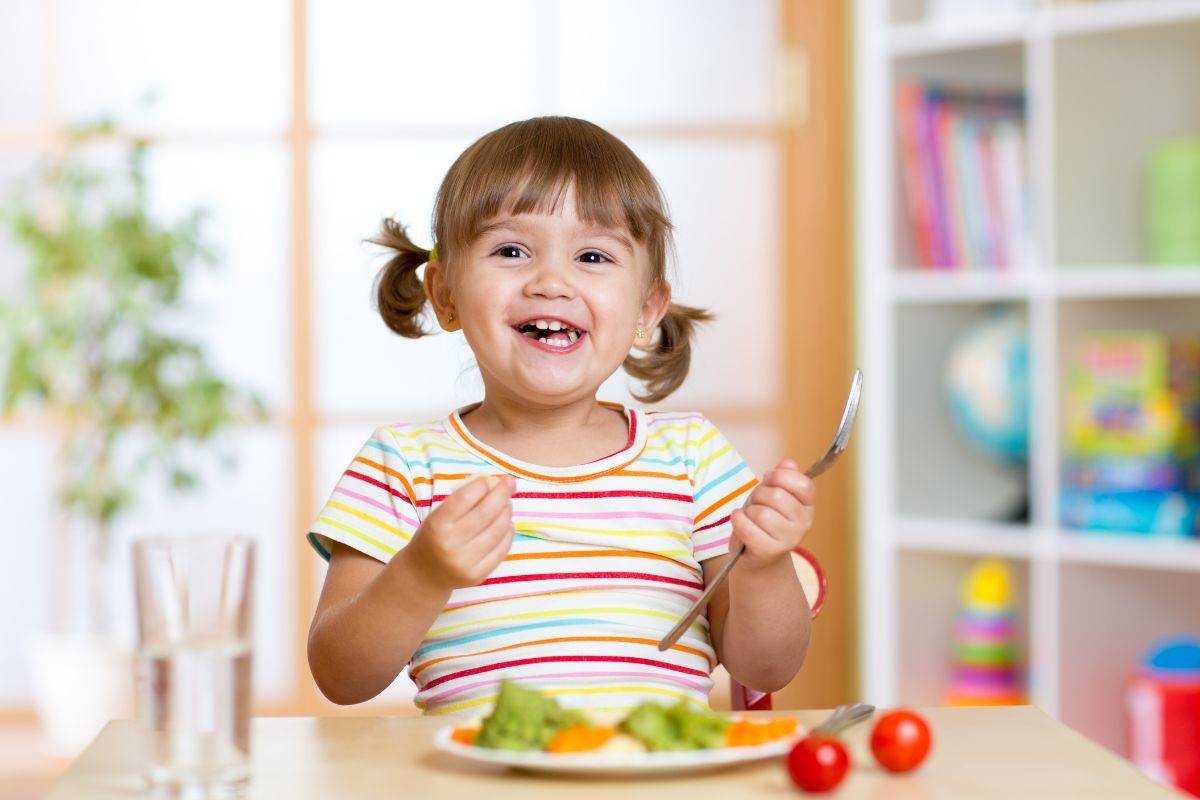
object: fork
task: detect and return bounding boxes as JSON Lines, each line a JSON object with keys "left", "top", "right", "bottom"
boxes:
{"left": 657, "top": 369, "right": 863, "bottom": 652}
{"left": 809, "top": 703, "right": 876, "bottom": 737}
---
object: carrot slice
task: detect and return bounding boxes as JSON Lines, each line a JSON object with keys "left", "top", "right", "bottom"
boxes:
{"left": 545, "top": 724, "right": 614, "bottom": 753}
{"left": 451, "top": 727, "right": 479, "bottom": 745}
{"left": 766, "top": 718, "right": 799, "bottom": 737}
{"left": 725, "top": 717, "right": 799, "bottom": 747}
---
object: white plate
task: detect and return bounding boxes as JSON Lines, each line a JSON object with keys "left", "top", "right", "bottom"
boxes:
{"left": 432, "top": 722, "right": 805, "bottom": 777}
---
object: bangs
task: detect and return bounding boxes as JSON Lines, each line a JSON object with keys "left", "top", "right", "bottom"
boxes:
{"left": 433, "top": 117, "right": 673, "bottom": 267}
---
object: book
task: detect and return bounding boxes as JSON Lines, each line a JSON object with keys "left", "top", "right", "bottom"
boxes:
{"left": 1062, "top": 332, "right": 1200, "bottom": 535}
{"left": 895, "top": 83, "right": 937, "bottom": 267}
{"left": 894, "top": 82, "right": 1028, "bottom": 270}
{"left": 979, "top": 126, "right": 1008, "bottom": 267}
{"left": 1060, "top": 488, "right": 1200, "bottom": 537}
{"left": 993, "top": 120, "right": 1030, "bottom": 268}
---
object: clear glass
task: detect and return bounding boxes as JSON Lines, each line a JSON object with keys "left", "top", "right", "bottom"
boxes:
{"left": 133, "top": 535, "right": 255, "bottom": 796}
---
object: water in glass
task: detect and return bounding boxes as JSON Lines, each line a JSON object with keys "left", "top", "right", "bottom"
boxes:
{"left": 133, "top": 535, "right": 254, "bottom": 795}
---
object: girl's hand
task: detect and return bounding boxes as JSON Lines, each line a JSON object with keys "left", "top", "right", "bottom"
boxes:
{"left": 408, "top": 474, "right": 516, "bottom": 590}
{"left": 730, "top": 459, "right": 815, "bottom": 570}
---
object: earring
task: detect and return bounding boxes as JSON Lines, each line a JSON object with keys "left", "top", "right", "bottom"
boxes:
{"left": 446, "top": 311, "right": 455, "bottom": 324}
{"left": 634, "top": 323, "right": 647, "bottom": 339}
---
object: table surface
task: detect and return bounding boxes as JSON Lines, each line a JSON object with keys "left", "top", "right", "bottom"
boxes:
{"left": 47, "top": 706, "right": 1179, "bottom": 799}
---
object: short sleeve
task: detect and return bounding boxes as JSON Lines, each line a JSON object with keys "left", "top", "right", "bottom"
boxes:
{"left": 307, "top": 426, "right": 422, "bottom": 563}
{"left": 690, "top": 417, "right": 760, "bottom": 561}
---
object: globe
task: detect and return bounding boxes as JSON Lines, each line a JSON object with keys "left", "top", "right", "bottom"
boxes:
{"left": 944, "top": 309, "right": 1030, "bottom": 466}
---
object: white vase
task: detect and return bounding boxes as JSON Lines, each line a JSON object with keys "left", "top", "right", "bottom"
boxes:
{"left": 29, "top": 632, "right": 134, "bottom": 758}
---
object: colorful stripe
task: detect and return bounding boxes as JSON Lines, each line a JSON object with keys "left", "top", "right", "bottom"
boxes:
{"left": 441, "top": 583, "right": 700, "bottom": 612}
{"left": 424, "top": 671, "right": 713, "bottom": 706}
{"left": 426, "top": 684, "right": 709, "bottom": 716}
{"left": 408, "top": 635, "right": 715, "bottom": 680}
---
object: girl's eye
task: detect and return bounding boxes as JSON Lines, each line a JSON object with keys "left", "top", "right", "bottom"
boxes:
{"left": 579, "top": 251, "right": 612, "bottom": 265}
{"left": 494, "top": 245, "right": 525, "bottom": 259}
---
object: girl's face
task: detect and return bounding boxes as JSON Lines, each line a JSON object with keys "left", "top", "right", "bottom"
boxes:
{"left": 425, "top": 184, "right": 670, "bottom": 407}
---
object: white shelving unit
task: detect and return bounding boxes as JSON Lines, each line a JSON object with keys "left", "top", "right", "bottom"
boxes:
{"left": 855, "top": 0, "right": 1200, "bottom": 757}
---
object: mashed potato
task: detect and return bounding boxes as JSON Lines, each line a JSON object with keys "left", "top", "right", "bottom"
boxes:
{"left": 596, "top": 732, "right": 648, "bottom": 755}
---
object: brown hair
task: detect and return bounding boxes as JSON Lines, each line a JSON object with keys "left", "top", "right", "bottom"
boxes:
{"left": 368, "top": 116, "right": 714, "bottom": 404}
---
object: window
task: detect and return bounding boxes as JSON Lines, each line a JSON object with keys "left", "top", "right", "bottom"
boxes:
{"left": 0, "top": 0, "right": 786, "bottom": 715}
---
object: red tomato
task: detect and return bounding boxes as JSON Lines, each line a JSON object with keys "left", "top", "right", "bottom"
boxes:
{"left": 870, "top": 709, "right": 932, "bottom": 773}
{"left": 786, "top": 736, "right": 849, "bottom": 793}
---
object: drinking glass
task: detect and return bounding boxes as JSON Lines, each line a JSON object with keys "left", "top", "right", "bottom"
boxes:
{"left": 133, "top": 535, "right": 255, "bottom": 796}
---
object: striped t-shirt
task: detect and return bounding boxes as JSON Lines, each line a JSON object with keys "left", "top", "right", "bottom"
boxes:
{"left": 307, "top": 400, "right": 759, "bottom": 716}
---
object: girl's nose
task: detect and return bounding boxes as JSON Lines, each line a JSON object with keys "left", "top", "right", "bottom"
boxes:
{"left": 523, "top": 257, "right": 576, "bottom": 300}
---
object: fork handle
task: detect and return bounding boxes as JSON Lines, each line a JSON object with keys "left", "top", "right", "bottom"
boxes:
{"left": 656, "top": 543, "right": 746, "bottom": 651}
{"left": 657, "top": 370, "right": 858, "bottom": 654}
{"left": 657, "top": 459, "right": 821, "bottom": 653}
{"left": 811, "top": 703, "right": 875, "bottom": 737}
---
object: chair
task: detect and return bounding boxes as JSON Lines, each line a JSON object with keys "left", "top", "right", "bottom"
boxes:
{"left": 728, "top": 546, "right": 827, "bottom": 711}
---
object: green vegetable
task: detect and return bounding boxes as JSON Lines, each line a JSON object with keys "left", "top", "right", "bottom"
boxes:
{"left": 474, "top": 681, "right": 585, "bottom": 751}
{"left": 618, "top": 701, "right": 730, "bottom": 751}
{"left": 0, "top": 117, "right": 265, "bottom": 634}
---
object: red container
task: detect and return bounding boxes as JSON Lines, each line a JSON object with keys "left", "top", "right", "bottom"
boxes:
{"left": 1126, "top": 638, "right": 1200, "bottom": 797}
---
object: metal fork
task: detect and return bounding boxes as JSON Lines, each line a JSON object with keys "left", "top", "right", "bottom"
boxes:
{"left": 657, "top": 369, "right": 863, "bottom": 652}
{"left": 809, "top": 703, "right": 876, "bottom": 737}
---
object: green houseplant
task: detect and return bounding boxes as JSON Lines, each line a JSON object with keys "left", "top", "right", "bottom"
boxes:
{"left": 0, "top": 121, "right": 265, "bottom": 751}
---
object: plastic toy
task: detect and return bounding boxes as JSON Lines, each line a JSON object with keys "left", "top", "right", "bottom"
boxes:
{"left": 1126, "top": 637, "right": 1200, "bottom": 796}
{"left": 945, "top": 559, "right": 1026, "bottom": 706}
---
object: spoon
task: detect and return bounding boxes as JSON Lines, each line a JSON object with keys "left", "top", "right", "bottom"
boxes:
{"left": 657, "top": 368, "right": 863, "bottom": 652}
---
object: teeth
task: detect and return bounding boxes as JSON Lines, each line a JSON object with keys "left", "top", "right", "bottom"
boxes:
{"left": 520, "top": 319, "right": 584, "bottom": 338}
{"left": 522, "top": 331, "right": 577, "bottom": 348}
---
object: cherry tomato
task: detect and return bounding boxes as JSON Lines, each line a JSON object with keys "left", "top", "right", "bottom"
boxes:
{"left": 870, "top": 709, "right": 932, "bottom": 773}
{"left": 786, "top": 735, "right": 849, "bottom": 793}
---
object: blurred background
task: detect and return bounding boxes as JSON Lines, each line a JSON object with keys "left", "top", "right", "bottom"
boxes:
{"left": 3, "top": 0, "right": 1200, "bottom": 797}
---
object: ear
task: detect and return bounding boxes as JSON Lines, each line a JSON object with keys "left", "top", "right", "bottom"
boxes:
{"left": 635, "top": 279, "right": 672, "bottom": 347}
{"left": 422, "top": 259, "right": 459, "bottom": 331}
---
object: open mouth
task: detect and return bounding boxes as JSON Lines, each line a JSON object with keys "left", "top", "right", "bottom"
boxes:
{"left": 512, "top": 317, "right": 587, "bottom": 350}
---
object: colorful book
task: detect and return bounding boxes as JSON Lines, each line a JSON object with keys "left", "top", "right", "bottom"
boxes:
{"left": 978, "top": 126, "right": 1008, "bottom": 268}
{"left": 938, "top": 102, "right": 969, "bottom": 268}
{"left": 895, "top": 83, "right": 937, "bottom": 268}
{"left": 1063, "top": 457, "right": 1182, "bottom": 492}
{"left": 1060, "top": 488, "right": 1200, "bottom": 537}
{"left": 993, "top": 120, "right": 1029, "bottom": 268}
{"left": 922, "top": 86, "right": 955, "bottom": 268}
{"left": 894, "top": 83, "right": 1028, "bottom": 271}
{"left": 1062, "top": 332, "right": 1200, "bottom": 536}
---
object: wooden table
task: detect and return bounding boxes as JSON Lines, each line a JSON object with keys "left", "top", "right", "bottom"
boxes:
{"left": 48, "top": 706, "right": 1179, "bottom": 799}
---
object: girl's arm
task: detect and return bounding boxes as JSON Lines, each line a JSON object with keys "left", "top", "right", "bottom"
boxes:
{"left": 307, "top": 544, "right": 450, "bottom": 704}
{"left": 307, "top": 474, "right": 515, "bottom": 704}
{"left": 703, "top": 462, "right": 815, "bottom": 694}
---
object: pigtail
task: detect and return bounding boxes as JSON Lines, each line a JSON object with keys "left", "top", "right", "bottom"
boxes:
{"left": 368, "top": 217, "right": 434, "bottom": 338}
{"left": 623, "top": 302, "right": 716, "bottom": 404}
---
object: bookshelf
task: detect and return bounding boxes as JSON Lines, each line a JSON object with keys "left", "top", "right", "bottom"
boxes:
{"left": 854, "top": 0, "right": 1200, "bottom": 758}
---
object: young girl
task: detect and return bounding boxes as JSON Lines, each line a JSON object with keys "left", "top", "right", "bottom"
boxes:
{"left": 307, "top": 116, "right": 815, "bottom": 716}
